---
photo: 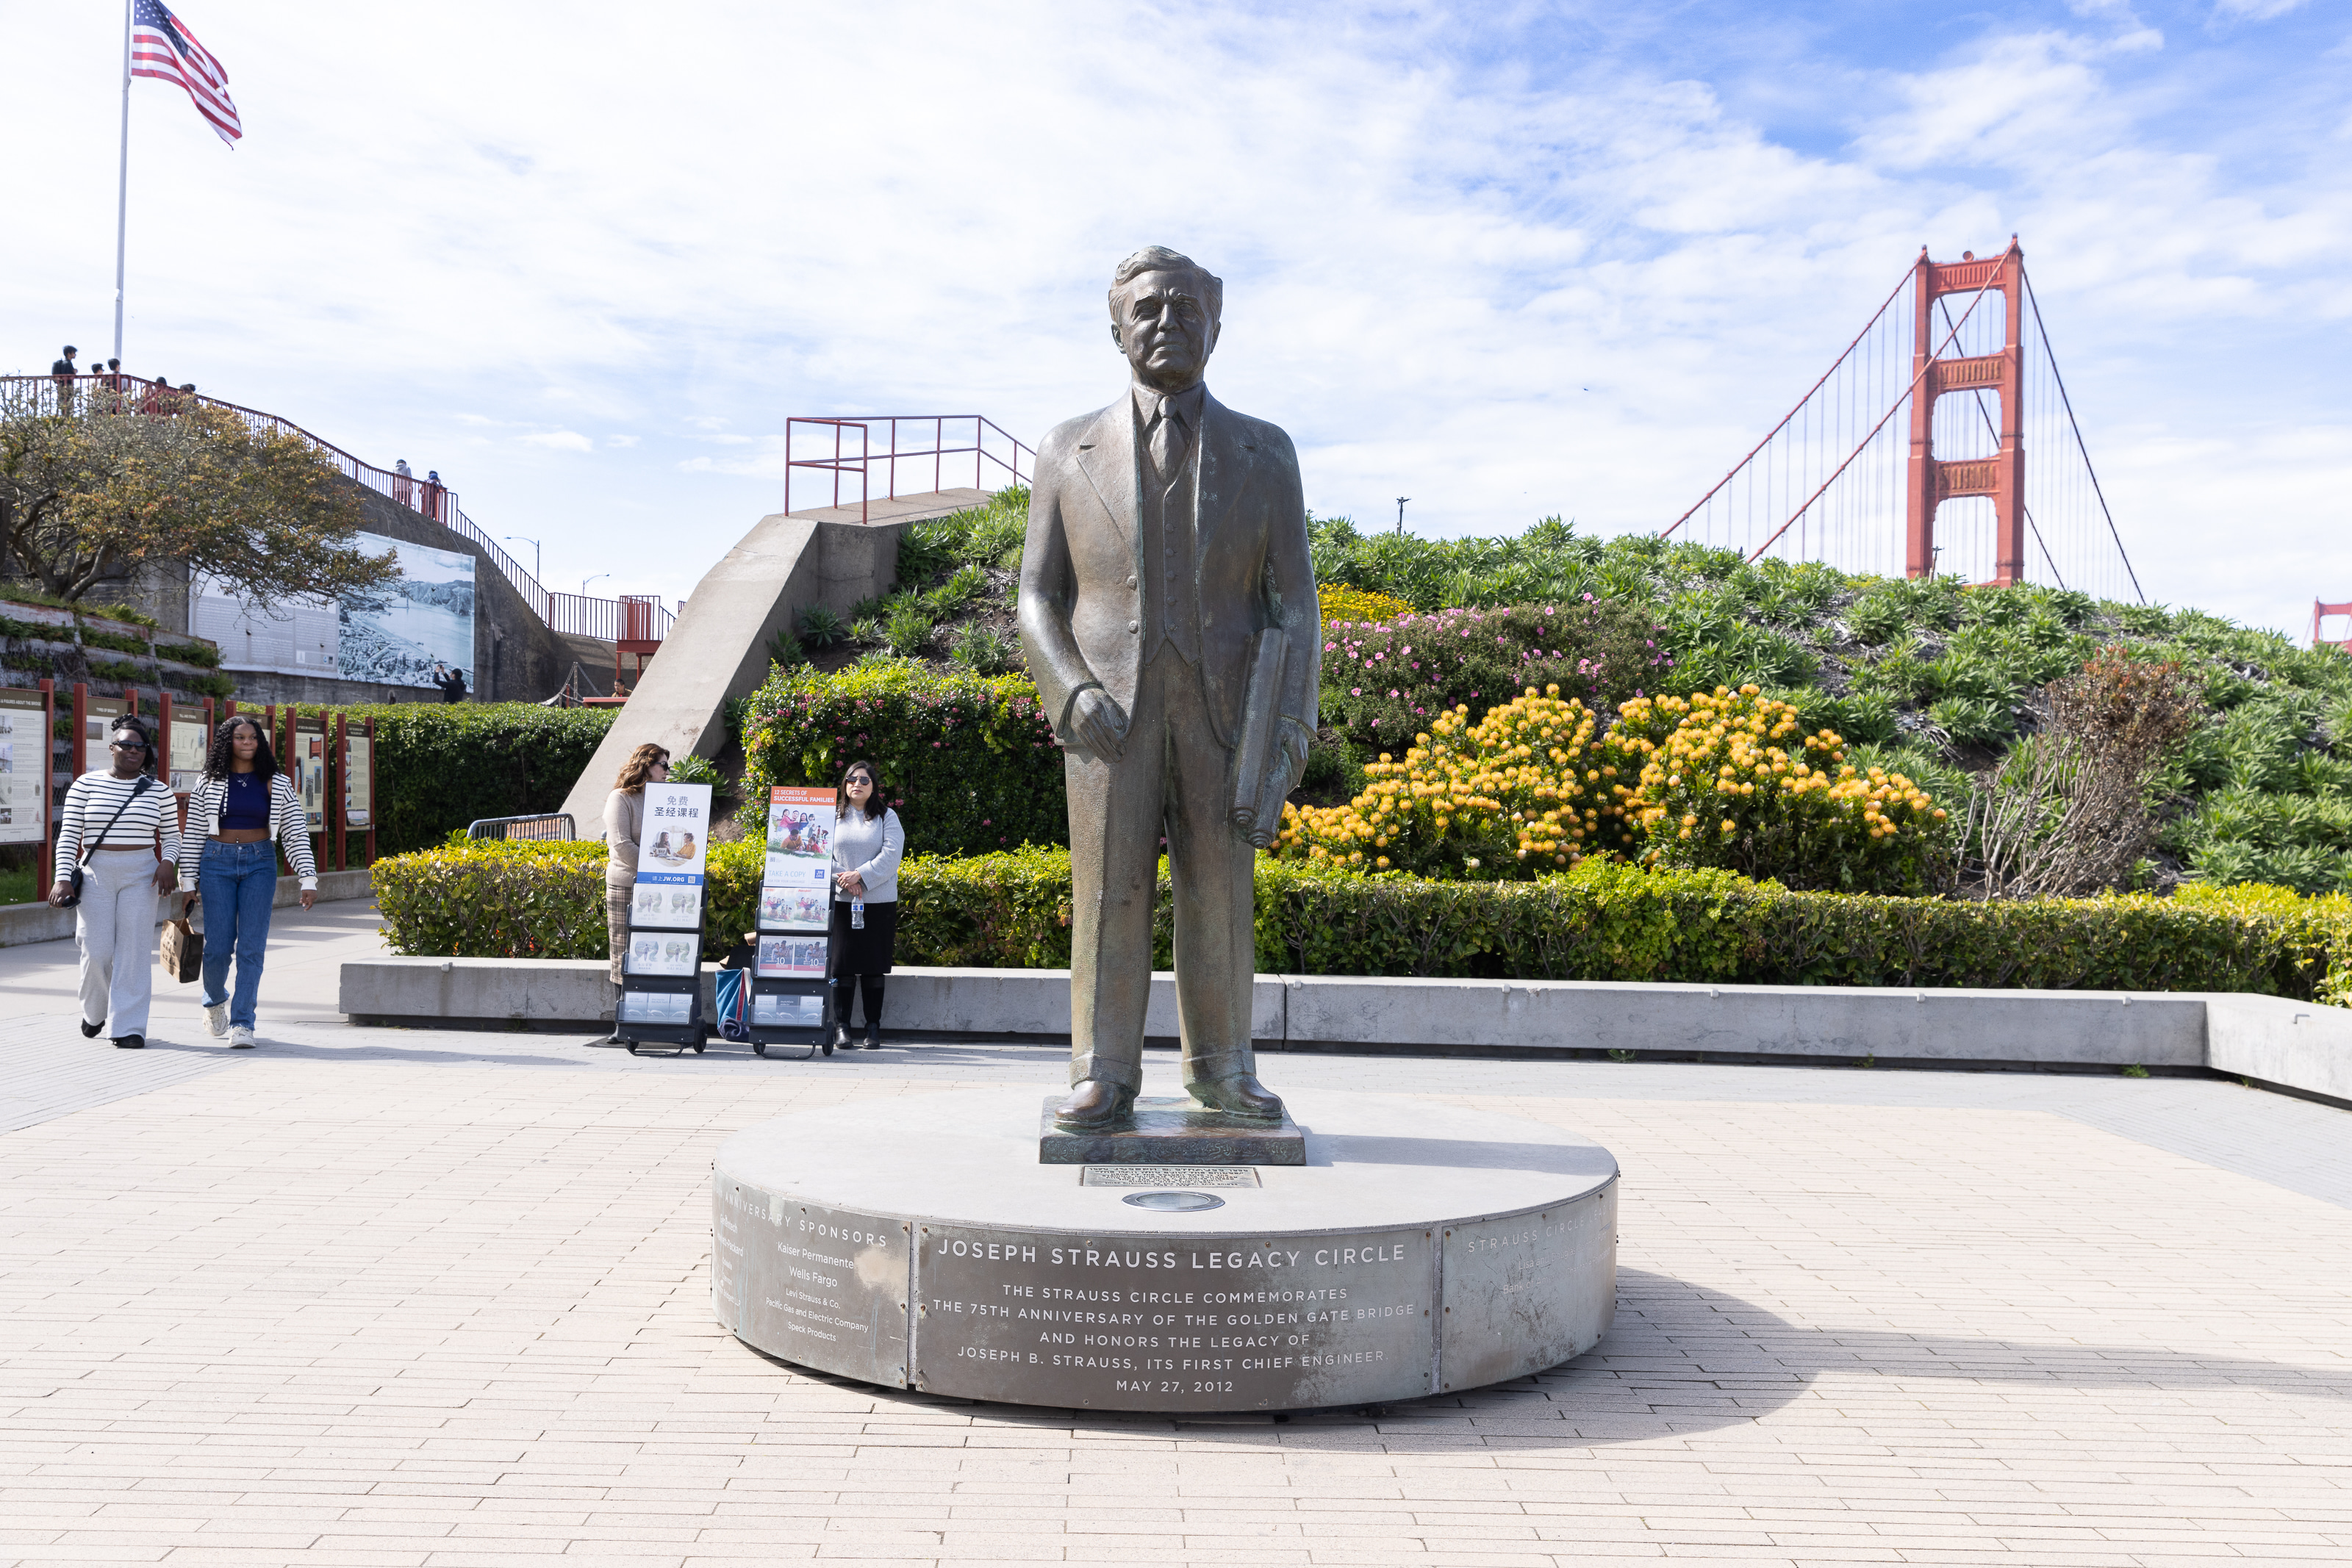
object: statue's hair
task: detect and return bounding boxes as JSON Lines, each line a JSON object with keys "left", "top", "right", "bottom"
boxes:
{"left": 1108, "top": 246, "right": 1223, "bottom": 323}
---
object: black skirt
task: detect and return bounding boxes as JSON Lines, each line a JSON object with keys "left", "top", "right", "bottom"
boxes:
{"left": 828, "top": 899, "right": 899, "bottom": 975}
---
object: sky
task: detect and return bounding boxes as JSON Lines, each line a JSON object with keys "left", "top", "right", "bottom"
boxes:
{"left": 6, "top": 0, "right": 2348, "bottom": 642}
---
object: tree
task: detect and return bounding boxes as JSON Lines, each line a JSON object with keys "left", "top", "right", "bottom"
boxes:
{"left": 0, "top": 386, "right": 399, "bottom": 607}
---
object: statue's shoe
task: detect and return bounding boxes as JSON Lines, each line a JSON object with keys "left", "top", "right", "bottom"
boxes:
{"left": 1053, "top": 1079, "right": 1137, "bottom": 1131}
{"left": 1186, "top": 1072, "right": 1285, "bottom": 1121}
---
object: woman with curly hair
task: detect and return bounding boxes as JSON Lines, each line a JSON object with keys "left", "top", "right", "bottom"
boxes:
{"left": 175, "top": 713, "right": 316, "bottom": 1048}
{"left": 604, "top": 743, "right": 670, "bottom": 993}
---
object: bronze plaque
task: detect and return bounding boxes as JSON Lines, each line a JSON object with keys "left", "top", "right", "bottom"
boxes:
{"left": 737, "top": 1191, "right": 911, "bottom": 1387}
{"left": 1439, "top": 1184, "right": 1618, "bottom": 1392}
{"left": 911, "top": 1223, "right": 1435, "bottom": 1411}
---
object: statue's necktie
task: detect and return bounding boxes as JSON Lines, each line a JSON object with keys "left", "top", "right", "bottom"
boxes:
{"left": 1150, "top": 399, "right": 1183, "bottom": 481}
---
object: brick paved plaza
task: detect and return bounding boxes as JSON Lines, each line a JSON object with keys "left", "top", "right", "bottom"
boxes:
{"left": 4, "top": 907, "right": 2351, "bottom": 1566}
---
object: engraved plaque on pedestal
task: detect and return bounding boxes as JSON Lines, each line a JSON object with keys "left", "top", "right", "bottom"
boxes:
{"left": 911, "top": 1222, "right": 1435, "bottom": 1410}
{"left": 1439, "top": 1184, "right": 1618, "bottom": 1392}
{"left": 711, "top": 1174, "right": 753, "bottom": 1334}
{"left": 736, "top": 1193, "right": 911, "bottom": 1387}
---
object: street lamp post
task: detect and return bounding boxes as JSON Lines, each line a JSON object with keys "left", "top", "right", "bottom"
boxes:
{"left": 1396, "top": 497, "right": 1410, "bottom": 533}
{"left": 581, "top": 574, "right": 611, "bottom": 596}
{"left": 504, "top": 535, "right": 542, "bottom": 584}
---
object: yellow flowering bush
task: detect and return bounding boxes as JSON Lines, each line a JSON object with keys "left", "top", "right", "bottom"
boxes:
{"left": 1318, "top": 583, "right": 1414, "bottom": 625}
{"left": 1602, "top": 684, "right": 1948, "bottom": 892}
{"left": 1271, "top": 687, "right": 1617, "bottom": 879}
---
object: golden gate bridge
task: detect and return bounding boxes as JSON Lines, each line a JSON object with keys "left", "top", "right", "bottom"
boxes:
{"left": 1663, "top": 238, "right": 2145, "bottom": 603}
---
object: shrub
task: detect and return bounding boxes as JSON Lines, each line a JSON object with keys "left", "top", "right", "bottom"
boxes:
{"left": 1321, "top": 599, "right": 1669, "bottom": 755}
{"left": 279, "top": 701, "right": 616, "bottom": 854}
{"left": 1274, "top": 688, "right": 1612, "bottom": 878}
{"left": 1604, "top": 685, "right": 1948, "bottom": 893}
{"left": 1318, "top": 583, "right": 1413, "bottom": 625}
{"left": 371, "top": 840, "right": 2352, "bottom": 1004}
{"left": 737, "top": 658, "right": 1065, "bottom": 855}
{"left": 797, "top": 604, "right": 847, "bottom": 648}
{"left": 885, "top": 600, "right": 935, "bottom": 657}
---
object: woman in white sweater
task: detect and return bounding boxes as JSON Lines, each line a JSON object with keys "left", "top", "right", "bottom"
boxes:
{"left": 176, "top": 715, "right": 318, "bottom": 1047}
{"left": 827, "top": 759, "right": 905, "bottom": 1051}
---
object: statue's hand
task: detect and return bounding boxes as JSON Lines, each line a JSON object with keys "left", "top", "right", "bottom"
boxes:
{"left": 1278, "top": 718, "right": 1314, "bottom": 782}
{"left": 1068, "top": 686, "right": 1130, "bottom": 762}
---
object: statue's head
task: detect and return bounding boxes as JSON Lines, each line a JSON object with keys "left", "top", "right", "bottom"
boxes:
{"left": 1108, "top": 246, "right": 1222, "bottom": 392}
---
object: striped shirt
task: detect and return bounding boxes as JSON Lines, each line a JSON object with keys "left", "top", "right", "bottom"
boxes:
{"left": 176, "top": 771, "right": 318, "bottom": 891}
{"left": 55, "top": 772, "right": 181, "bottom": 868}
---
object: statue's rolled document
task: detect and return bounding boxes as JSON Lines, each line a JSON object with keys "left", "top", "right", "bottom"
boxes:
{"left": 1228, "top": 627, "right": 1290, "bottom": 847}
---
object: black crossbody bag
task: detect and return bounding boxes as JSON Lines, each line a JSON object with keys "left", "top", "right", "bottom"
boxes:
{"left": 60, "top": 776, "right": 154, "bottom": 909}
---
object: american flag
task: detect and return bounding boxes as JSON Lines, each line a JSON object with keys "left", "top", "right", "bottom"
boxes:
{"left": 131, "top": 0, "right": 242, "bottom": 146}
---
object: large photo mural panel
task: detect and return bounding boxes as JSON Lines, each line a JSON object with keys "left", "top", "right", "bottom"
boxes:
{"left": 191, "top": 531, "right": 476, "bottom": 688}
{"left": 334, "top": 533, "right": 476, "bottom": 687}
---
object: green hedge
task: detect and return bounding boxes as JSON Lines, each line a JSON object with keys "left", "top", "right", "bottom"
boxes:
{"left": 279, "top": 702, "right": 615, "bottom": 854}
{"left": 738, "top": 658, "right": 1066, "bottom": 855}
{"left": 372, "top": 841, "right": 2352, "bottom": 1004}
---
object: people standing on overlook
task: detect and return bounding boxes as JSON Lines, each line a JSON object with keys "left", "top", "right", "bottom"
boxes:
{"left": 422, "top": 470, "right": 445, "bottom": 521}
{"left": 602, "top": 744, "right": 670, "bottom": 1032}
{"left": 51, "top": 345, "right": 77, "bottom": 411}
{"left": 826, "top": 760, "right": 905, "bottom": 1052}
{"left": 48, "top": 716, "right": 179, "bottom": 1049}
{"left": 393, "top": 458, "right": 414, "bottom": 508}
{"left": 177, "top": 715, "right": 318, "bottom": 1049}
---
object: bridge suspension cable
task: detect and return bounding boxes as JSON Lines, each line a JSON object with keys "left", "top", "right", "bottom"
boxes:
{"left": 1661, "top": 241, "right": 2145, "bottom": 603}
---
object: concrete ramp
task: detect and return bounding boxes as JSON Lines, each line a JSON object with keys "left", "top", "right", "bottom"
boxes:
{"left": 556, "top": 489, "right": 989, "bottom": 832}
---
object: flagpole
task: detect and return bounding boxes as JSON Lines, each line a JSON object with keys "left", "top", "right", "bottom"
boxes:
{"left": 112, "top": 0, "right": 133, "bottom": 365}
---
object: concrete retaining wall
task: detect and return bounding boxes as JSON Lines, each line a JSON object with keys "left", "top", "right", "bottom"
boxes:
{"left": 1, "top": 866, "right": 374, "bottom": 949}
{"left": 334, "top": 954, "right": 2350, "bottom": 1107}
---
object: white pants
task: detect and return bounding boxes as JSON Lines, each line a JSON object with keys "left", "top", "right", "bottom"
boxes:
{"left": 76, "top": 853, "right": 159, "bottom": 1039}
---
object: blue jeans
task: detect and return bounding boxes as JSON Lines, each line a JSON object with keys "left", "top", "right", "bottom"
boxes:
{"left": 198, "top": 839, "right": 277, "bottom": 1029}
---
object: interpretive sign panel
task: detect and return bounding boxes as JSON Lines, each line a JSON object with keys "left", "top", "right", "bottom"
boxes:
{"left": 631, "top": 781, "right": 711, "bottom": 929}
{"left": 759, "top": 785, "right": 833, "bottom": 931}
{"left": 738, "top": 1193, "right": 911, "bottom": 1388}
{"left": 291, "top": 713, "right": 329, "bottom": 832}
{"left": 165, "top": 700, "right": 209, "bottom": 793}
{"left": 911, "top": 1223, "right": 1435, "bottom": 1410}
{"left": 343, "top": 733, "right": 373, "bottom": 829}
{"left": 83, "top": 697, "right": 125, "bottom": 776}
{"left": 0, "top": 688, "right": 46, "bottom": 845}
{"left": 1439, "top": 1187, "right": 1618, "bottom": 1393}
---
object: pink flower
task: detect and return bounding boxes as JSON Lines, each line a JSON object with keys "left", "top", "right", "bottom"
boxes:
{"left": 1351, "top": 688, "right": 1361, "bottom": 697}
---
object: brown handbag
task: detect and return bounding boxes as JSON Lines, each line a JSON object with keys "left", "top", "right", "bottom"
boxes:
{"left": 160, "top": 916, "right": 204, "bottom": 983}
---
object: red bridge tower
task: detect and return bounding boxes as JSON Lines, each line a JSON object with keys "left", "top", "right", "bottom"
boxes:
{"left": 1905, "top": 238, "right": 2026, "bottom": 583}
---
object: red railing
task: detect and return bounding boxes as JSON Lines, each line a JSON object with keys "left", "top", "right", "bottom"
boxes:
{"left": 2315, "top": 600, "right": 2352, "bottom": 652}
{"left": 785, "top": 414, "right": 1033, "bottom": 522}
{"left": 1, "top": 373, "right": 673, "bottom": 643}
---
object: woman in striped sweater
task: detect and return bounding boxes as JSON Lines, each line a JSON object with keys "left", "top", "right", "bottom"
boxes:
{"left": 175, "top": 715, "right": 318, "bottom": 1048}
{"left": 48, "top": 716, "right": 180, "bottom": 1049}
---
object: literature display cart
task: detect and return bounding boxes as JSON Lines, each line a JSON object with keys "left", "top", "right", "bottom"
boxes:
{"left": 615, "top": 780, "right": 714, "bottom": 1055}
{"left": 750, "top": 785, "right": 835, "bottom": 1058}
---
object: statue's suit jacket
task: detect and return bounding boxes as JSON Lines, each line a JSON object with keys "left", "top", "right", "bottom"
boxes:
{"left": 1017, "top": 386, "right": 1320, "bottom": 766}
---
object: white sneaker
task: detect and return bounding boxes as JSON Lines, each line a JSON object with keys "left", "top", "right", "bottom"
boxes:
{"left": 229, "top": 1025, "right": 257, "bottom": 1049}
{"left": 204, "top": 1001, "right": 230, "bottom": 1037}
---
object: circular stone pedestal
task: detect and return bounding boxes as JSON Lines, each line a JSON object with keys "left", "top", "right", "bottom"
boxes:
{"left": 712, "top": 1087, "right": 1618, "bottom": 1413}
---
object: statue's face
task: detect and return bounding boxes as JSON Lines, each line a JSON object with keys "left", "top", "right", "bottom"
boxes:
{"left": 1114, "top": 270, "right": 1218, "bottom": 390}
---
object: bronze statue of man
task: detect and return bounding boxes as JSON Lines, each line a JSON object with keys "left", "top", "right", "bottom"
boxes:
{"left": 1019, "top": 246, "right": 1320, "bottom": 1132}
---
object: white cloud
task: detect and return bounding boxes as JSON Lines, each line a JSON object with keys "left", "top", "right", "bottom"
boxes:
{"left": 4, "top": 1, "right": 2345, "bottom": 640}
{"left": 2213, "top": 0, "right": 2309, "bottom": 19}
